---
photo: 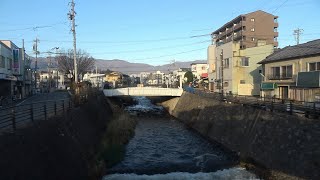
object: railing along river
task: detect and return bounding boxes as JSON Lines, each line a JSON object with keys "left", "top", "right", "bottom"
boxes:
{"left": 0, "top": 99, "right": 72, "bottom": 133}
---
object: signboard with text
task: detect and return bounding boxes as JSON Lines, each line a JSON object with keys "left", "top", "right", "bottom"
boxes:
{"left": 12, "top": 49, "right": 20, "bottom": 75}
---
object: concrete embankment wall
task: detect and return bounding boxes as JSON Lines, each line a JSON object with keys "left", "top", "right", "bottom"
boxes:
{"left": 162, "top": 92, "right": 320, "bottom": 179}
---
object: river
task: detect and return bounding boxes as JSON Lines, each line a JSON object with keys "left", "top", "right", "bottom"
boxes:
{"left": 103, "top": 97, "right": 258, "bottom": 180}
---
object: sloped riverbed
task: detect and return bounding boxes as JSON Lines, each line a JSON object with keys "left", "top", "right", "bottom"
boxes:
{"left": 103, "top": 97, "right": 258, "bottom": 180}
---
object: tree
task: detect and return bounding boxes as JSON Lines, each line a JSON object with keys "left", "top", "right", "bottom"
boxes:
{"left": 56, "top": 49, "right": 95, "bottom": 81}
{"left": 184, "top": 71, "right": 193, "bottom": 84}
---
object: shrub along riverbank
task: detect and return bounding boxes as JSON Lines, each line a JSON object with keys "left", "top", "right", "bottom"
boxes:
{"left": 94, "top": 105, "right": 137, "bottom": 173}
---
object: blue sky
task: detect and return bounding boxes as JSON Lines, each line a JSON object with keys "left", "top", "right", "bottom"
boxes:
{"left": 1, "top": 0, "right": 320, "bottom": 65}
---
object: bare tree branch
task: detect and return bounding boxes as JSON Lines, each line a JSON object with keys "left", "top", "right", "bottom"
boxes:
{"left": 56, "top": 49, "right": 95, "bottom": 81}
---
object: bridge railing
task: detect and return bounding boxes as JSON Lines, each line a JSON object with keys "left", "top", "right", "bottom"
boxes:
{"left": 103, "top": 87, "right": 183, "bottom": 97}
{"left": 0, "top": 98, "right": 72, "bottom": 134}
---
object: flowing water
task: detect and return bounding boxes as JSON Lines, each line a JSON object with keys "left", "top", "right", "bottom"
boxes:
{"left": 103, "top": 97, "right": 258, "bottom": 180}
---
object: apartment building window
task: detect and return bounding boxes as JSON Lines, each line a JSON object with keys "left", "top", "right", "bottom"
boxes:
{"left": 224, "top": 58, "right": 230, "bottom": 68}
{"left": 282, "top": 65, "right": 293, "bottom": 78}
{"left": 240, "top": 80, "right": 246, "bottom": 84}
{"left": 0, "top": 56, "right": 5, "bottom": 68}
{"left": 274, "top": 37, "right": 278, "bottom": 41}
{"left": 241, "top": 57, "right": 249, "bottom": 66}
{"left": 250, "top": 18, "right": 255, "bottom": 22}
{"left": 274, "top": 27, "right": 278, "bottom": 32}
{"left": 7, "top": 58, "right": 12, "bottom": 70}
{"left": 309, "top": 62, "right": 320, "bottom": 71}
{"left": 251, "top": 28, "right": 255, "bottom": 32}
{"left": 242, "top": 26, "right": 246, "bottom": 31}
{"left": 251, "top": 37, "right": 255, "bottom": 41}
{"left": 274, "top": 18, "right": 278, "bottom": 23}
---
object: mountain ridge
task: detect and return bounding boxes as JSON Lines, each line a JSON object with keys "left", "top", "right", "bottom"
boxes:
{"left": 31, "top": 57, "right": 206, "bottom": 74}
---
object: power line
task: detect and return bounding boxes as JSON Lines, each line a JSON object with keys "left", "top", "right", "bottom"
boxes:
{"left": 27, "top": 33, "right": 210, "bottom": 45}
{"left": 130, "top": 48, "right": 206, "bottom": 61}
{"left": 0, "top": 22, "right": 67, "bottom": 33}
{"left": 88, "top": 40, "right": 210, "bottom": 55}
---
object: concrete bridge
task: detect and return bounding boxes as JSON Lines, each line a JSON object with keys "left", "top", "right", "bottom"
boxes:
{"left": 103, "top": 87, "right": 183, "bottom": 97}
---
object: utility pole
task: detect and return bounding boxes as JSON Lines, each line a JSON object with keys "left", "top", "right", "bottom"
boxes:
{"left": 47, "top": 55, "right": 51, "bottom": 92}
{"left": 211, "top": 34, "right": 215, "bottom": 45}
{"left": 96, "top": 66, "right": 98, "bottom": 88}
{"left": 220, "top": 49, "right": 224, "bottom": 97}
{"left": 22, "top": 39, "right": 25, "bottom": 98}
{"left": 69, "top": 0, "right": 78, "bottom": 84}
{"left": 51, "top": 47, "right": 59, "bottom": 89}
{"left": 33, "top": 38, "right": 39, "bottom": 90}
{"left": 293, "top": 28, "right": 303, "bottom": 45}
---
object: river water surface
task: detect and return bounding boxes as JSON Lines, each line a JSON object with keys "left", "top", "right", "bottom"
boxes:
{"left": 103, "top": 97, "right": 258, "bottom": 180}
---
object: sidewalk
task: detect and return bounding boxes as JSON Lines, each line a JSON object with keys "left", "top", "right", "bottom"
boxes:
{"left": 0, "top": 91, "right": 70, "bottom": 108}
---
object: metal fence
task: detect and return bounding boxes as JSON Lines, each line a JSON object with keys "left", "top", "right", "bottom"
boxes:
{"left": 0, "top": 98, "right": 72, "bottom": 133}
{"left": 193, "top": 89, "right": 320, "bottom": 118}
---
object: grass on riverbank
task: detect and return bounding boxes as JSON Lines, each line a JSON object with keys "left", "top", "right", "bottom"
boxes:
{"left": 92, "top": 113, "right": 137, "bottom": 176}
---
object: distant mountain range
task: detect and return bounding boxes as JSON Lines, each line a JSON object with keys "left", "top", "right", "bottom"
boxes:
{"left": 31, "top": 57, "right": 206, "bottom": 75}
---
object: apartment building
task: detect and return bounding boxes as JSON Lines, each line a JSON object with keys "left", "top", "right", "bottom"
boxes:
{"left": 212, "top": 10, "right": 279, "bottom": 49}
{"left": 207, "top": 10, "right": 277, "bottom": 96}
{"left": 259, "top": 39, "right": 320, "bottom": 102}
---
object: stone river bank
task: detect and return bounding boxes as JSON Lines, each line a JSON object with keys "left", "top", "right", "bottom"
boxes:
{"left": 160, "top": 92, "right": 320, "bottom": 180}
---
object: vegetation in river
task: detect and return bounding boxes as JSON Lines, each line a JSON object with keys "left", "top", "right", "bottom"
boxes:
{"left": 93, "top": 112, "right": 137, "bottom": 176}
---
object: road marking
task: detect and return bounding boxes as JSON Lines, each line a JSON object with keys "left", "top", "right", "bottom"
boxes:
{"left": 16, "top": 99, "right": 28, "bottom": 106}
{"left": 16, "top": 95, "right": 37, "bottom": 106}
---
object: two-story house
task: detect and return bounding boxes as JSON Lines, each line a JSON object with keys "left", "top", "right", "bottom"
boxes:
{"left": 259, "top": 39, "right": 320, "bottom": 102}
{"left": 190, "top": 63, "right": 208, "bottom": 80}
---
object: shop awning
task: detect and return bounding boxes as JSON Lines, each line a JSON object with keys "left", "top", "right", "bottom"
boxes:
{"left": 201, "top": 73, "right": 208, "bottom": 78}
{"left": 261, "top": 82, "right": 277, "bottom": 90}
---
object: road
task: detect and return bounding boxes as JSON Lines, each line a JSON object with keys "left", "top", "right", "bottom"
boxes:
{"left": 0, "top": 91, "right": 71, "bottom": 134}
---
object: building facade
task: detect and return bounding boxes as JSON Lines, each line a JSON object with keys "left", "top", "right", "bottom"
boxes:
{"left": 83, "top": 72, "right": 105, "bottom": 89}
{"left": 191, "top": 63, "right": 208, "bottom": 80}
{"left": 39, "top": 70, "right": 66, "bottom": 92}
{"left": 207, "top": 10, "right": 277, "bottom": 96}
{"left": 259, "top": 39, "right": 320, "bottom": 102}
{"left": 212, "top": 10, "right": 279, "bottom": 49}
{"left": 0, "top": 40, "right": 31, "bottom": 99}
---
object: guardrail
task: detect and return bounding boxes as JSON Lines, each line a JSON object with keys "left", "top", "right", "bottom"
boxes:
{"left": 193, "top": 90, "right": 320, "bottom": 118}
{"left": 0, "top": 98, "right": 72, "bottom": 134}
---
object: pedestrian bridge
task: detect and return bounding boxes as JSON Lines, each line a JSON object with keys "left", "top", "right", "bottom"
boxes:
{"left": 103, "top": 87, "right": 183, "bottom": 97}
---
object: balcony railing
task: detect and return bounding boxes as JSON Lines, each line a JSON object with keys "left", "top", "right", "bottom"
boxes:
{"left": 268, "top": 74, "right": 293, "bottom": 80}
{"left": 233, "top": 23, "right": 242, "bottom": 31}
